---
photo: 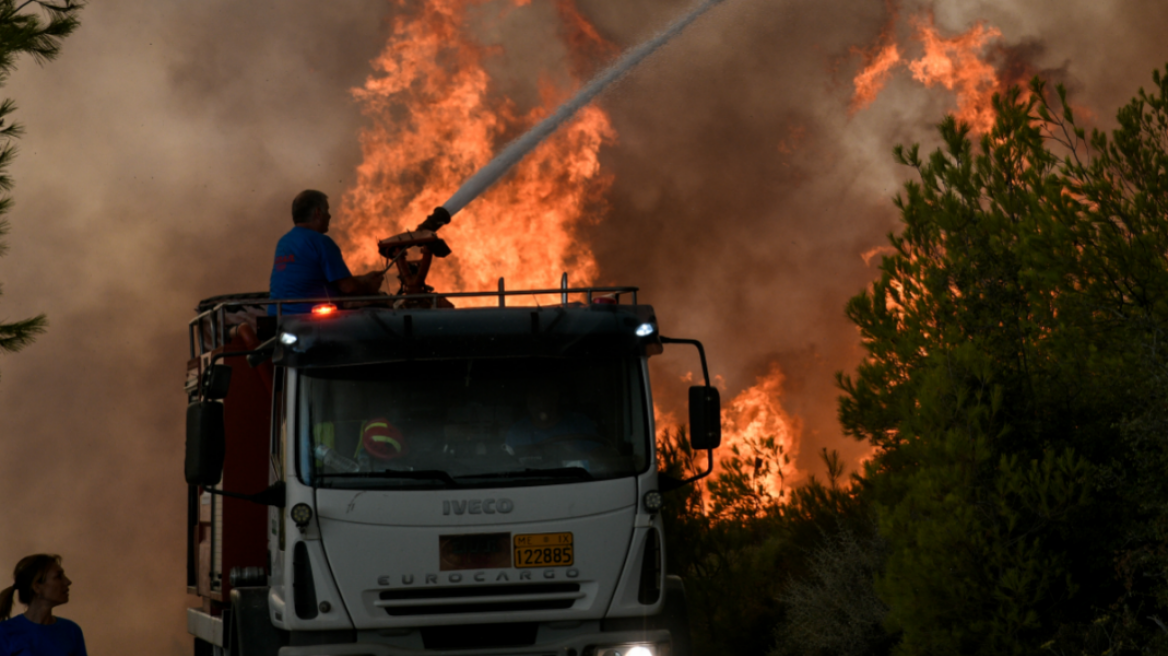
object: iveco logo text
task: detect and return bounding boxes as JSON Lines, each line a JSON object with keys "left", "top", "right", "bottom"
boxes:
{"left": 442, "top": 498, "right": 514, "bottom": 515}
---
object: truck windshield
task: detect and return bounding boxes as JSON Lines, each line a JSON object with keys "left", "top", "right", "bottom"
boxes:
{"left": 297, "top": 357, "right": 650, "bottom": 488}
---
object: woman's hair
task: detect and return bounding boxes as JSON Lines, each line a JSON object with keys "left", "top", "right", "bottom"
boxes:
{"left": 0, "top": 554, "right": 61, "bottom": 620}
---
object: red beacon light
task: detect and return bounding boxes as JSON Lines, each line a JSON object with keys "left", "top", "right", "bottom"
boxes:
{"left": 311, "top": 303, "right": 338, "bottom": 317}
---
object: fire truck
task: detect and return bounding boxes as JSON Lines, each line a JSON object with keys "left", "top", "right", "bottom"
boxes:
{"left": 183, "top": 268, "right": 722, "bottom": 656}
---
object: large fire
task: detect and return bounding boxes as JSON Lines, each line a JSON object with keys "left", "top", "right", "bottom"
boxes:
{"left": 337, "top": 0, "right": 803, "bottom": 510}
{"left": 336, "top": 0, "right": 616, "bottom": 304}
{"left": 851, "top": 9, "right": 1005, "bottom": 133}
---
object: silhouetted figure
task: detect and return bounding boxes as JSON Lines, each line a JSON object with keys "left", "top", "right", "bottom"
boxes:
{"left": 0, "top": 554, "right": 87, "bottom": 656}
{"left": 269, "top": 189, "right": 385, "bottom": 314}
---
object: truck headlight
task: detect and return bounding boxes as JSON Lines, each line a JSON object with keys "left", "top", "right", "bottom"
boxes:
{"left": 598, "top": 645, "right": 655, "bottom": 656}
{"left": 643, "top": 490, "right": 663, "bottom": 513}
{"left": 290, "top": 503, "right": 313, "bottom": 528}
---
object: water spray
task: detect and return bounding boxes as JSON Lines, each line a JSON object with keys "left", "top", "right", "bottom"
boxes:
{"left": 416, "top": 0, "right": 728, "bottom": 232}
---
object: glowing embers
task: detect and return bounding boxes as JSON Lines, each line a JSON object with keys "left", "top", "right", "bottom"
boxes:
{"left": 311, "top": 303, "right": 338, "bottom": 317}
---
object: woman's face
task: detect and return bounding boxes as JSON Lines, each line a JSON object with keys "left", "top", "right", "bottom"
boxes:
{"left": 34, "top": 563, "right": 71, "bottom": 607}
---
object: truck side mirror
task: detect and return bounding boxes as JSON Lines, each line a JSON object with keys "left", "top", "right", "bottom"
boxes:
{"left": 185, "top": 401, "right": 226, "bottom": 486}
{"left": 688, "top": 385, "right": 721, "bottom": 450}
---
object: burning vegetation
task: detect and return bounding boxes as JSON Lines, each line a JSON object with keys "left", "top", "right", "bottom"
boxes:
{"left": 337, "top": 0, "right": 615, "bottom": 300}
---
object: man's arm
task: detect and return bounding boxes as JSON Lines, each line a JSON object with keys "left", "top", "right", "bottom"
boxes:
{"left": 335, "top": 270, "right": 385, "bottom": 296}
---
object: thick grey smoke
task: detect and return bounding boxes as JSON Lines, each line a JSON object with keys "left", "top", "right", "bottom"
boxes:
{"left": 0, "top": 0, "right": 1163, "bottom": 653}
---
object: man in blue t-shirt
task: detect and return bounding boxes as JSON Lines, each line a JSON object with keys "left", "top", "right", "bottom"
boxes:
{"left": 269, "top": 189, "right": 385, "bottom": 314}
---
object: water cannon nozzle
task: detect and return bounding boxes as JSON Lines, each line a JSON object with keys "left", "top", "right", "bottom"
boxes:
{"left": 416, "top": 206, "right": 452, "bottom": 233}
{"left": 378, "top": 229, "right": 451, "bottom": 259}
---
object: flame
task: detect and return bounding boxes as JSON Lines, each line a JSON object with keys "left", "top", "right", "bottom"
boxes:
{"left": 850, "top": 42, "right": 901, "bottom": 112}
{"left": 849, "top": 0, "right": 901, "bottom": 113}
{"left": 850, "top": 10, "right": 1005, "bottom": 132}
{"left": 657, "top": 363, "right": 800, "bottom": 509}
{"left": 718, "top": 363, "right": 801, "bottom": 498}
{"left": 907, "top": 16, "right": 1001, "bottom": 132}
{"left": 336, "top": 0, "right": 616, "bottom": 304}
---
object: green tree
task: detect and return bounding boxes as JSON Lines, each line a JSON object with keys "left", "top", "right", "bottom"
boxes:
{"left": 838, "top": 65, "right": 1168, "bottom": 655}
{"left": 0, "top": 0, "right": 82, "bottom": 370}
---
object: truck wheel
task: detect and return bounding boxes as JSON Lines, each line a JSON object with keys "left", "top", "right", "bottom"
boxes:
{"left": 230, "top": 586, "right": 286, "bottom": 656}
{"left": 194, "top": 637, "right": 215, "bottom": 656}
{"left": 664, "top": 575, "right": 692, "bottom": 656}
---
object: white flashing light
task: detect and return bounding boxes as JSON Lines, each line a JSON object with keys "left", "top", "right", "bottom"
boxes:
{"left": 635, "top": 323, "right": 656, "bottom": 337}
{"left": 280, "top": 332, "right": 298, "bottom": 346}
{"left": 626, "top": 648, "right": 653, "bottom": 656}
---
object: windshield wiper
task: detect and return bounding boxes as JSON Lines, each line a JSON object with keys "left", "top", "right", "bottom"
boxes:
{"left": 318, "top": 470, "right": 459, "bottom": 486}
{"left": 457, "top": 467, "right": 593, "bottom": 482}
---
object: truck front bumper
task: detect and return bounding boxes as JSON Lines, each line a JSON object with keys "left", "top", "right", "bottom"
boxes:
{"left": 277, "top": 628, "right": 672, "bottom": 656}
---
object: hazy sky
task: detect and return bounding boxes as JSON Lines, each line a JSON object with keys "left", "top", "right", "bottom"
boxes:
{"left": 0, "top": 0, "right": 1164, "bottom": 652}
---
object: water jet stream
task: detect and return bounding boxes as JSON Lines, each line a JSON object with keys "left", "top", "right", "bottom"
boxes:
{"left": 439, "top": 0, "right": 727, "bottom": 218}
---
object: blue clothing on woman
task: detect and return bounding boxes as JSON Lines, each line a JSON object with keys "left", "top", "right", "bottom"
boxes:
{"left": 0, "top": 614, "right": 88, "bottom": 656}
{"left": 269, "top": 226, "right": 352, "bottom": 314}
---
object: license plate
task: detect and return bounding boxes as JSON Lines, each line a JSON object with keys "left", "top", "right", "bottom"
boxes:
{"left": 513, "top": 532, "right": 574, "bottom": 568}
{"left": 439, "top": 533, "right": 511, "bottom": 571}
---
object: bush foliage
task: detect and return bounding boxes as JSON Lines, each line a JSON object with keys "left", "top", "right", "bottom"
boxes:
{"left": 663, "top": 64, "right": 1168, "bottom": 656}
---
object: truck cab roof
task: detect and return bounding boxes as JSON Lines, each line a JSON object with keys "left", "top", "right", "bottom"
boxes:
{"left": 275, "top": 303, "right": 660, "bottom": 367}
{"left": 189, "top": 286, "right": 661, "bottom": 365}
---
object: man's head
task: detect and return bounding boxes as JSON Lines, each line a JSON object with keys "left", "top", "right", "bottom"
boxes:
{"left": 292, "top": 189, "right": 330, "bottom": 233}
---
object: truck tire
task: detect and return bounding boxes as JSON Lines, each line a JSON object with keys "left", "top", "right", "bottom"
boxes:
{"left": 230, "top": 586, "right": 287, "bottom": 656}
{"left": 194, "top": 637, "right": 215, "bottom": 656}
{"left": 664, "top": 575, "right": 692, "bottom": 656}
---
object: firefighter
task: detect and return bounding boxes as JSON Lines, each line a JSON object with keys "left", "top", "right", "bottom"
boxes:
{"left": 268, "top": 189, "right": 385, "bottom": 314}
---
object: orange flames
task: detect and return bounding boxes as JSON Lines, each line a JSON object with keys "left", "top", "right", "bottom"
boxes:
{"left": 718, "top": 363, "right": 801, "bottom": 498}
{"left": 336, "top": 0, "right": 616, "bottom": 304}
{"left": 851, "top": 9, "right": 1005, "bottom": 133}
{"left": 659, "top": 364, "right": 801, "bottom": 510}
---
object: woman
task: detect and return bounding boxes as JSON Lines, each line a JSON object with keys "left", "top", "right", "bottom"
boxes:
{"left": 0, "top": 555, "right": 87, "bottom": 656}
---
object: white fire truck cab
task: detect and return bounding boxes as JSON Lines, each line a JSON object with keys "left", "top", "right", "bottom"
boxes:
{"left": 183, "top": 283, "right": 720, "bottom": 656}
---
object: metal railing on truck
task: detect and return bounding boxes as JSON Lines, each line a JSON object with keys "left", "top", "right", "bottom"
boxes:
{"left": 188, "top": 278, "right": 640, "bottom": 358}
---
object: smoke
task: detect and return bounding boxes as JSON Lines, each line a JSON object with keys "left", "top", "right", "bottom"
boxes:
{"left": 0, "top": 1, "right": 391, "bottom": 653}
{"left": 443, "top": 0, "right": 723, "bottom": 215}
{"left": 0, "top": 0, "right": 1164, "bottom": 653}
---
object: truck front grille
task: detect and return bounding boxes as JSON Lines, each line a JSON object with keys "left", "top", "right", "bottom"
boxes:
{"left": 420, "top": 622, "right": 538, "bottom": 650}
{"left": 377, "top": 582, "right": 582, "bottom": 616}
